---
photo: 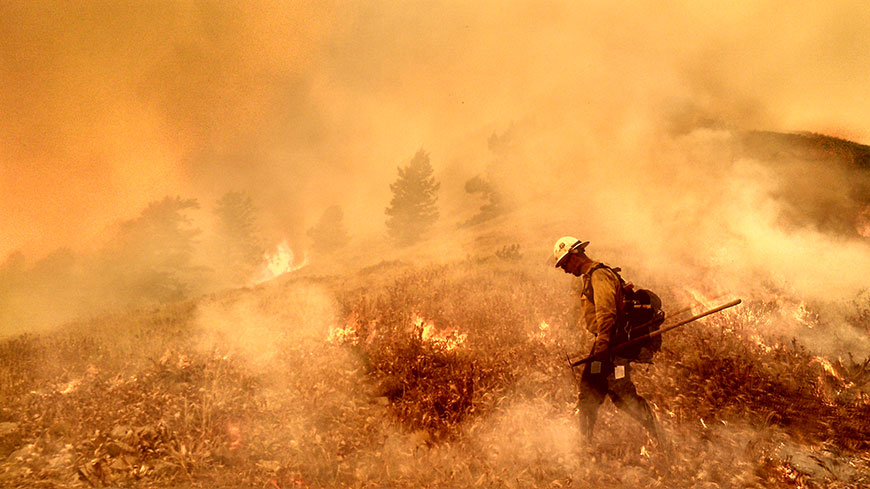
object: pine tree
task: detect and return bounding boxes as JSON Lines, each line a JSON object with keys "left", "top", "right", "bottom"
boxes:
{"left": 107, "top": 196, "right": 202, "bottom": 303}
{"left": 385, "top": 149, "right": 440, "bottom": 246}
{"left": 213, "top": 191, "right": 265, "bottom": 284}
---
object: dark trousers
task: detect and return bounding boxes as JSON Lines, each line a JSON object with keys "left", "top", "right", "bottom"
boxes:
{"left": 577, "top": 360, "right": 660, "bottom": 443}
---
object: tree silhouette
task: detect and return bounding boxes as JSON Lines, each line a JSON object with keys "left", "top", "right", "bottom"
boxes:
{"left": 462, "top": 129, "right": 515, "bottom": 226}
{"left": 213, "top": 191, "right": 265, "bottom": 284}
{"left": 463, "top": 175, "right": 507, "bottom": 226}
{"left": 385, "top": 149, "right": 440, "bottom": 246}
{"left": 308, "top": 205, "right": 350, "bottom": 255}
{"left": 106, "top": 196, "right": 202, "bottom": 303}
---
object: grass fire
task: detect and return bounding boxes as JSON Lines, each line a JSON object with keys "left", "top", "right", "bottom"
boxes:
{"left": 2, "top": 258, "right": 869, "bottom": 488}
{"left": 3, "top": 2, "right": 870, "bottom": 488}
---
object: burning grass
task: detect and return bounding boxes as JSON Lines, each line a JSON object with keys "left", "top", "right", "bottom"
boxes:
{"left": 1, "top": 260, "right": 869, "bottom": 488}
{"left": 652, "top": 298, "right": 870, "bottom": 443}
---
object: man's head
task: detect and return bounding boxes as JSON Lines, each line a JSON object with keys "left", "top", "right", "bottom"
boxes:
{"left": 553, "top": 236, "right": 590, "bottom": 276}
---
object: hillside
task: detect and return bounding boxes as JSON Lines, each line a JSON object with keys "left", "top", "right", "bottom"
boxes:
{"left": 2, "top": 256, "right": 869, "bottom": 488}
{"left": 740, "top": 131, "right": 870, "bottom": 169}
{"left": 734, "top": 131, "right": 870, "bottom": 238}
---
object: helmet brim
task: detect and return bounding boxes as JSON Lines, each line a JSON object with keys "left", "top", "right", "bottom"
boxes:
{"left": 554, "top": 240, "right": 589, "bottom": 268}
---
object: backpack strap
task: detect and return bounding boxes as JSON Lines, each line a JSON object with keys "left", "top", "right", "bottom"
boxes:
{"left": 581, "top": 263, "right": 608, "bottom": 296}
{"left": 584, "top": 263, "right": 629, "bottom": 333}
{"left": 586, "top": 263, "right": 625, "bottom": 289}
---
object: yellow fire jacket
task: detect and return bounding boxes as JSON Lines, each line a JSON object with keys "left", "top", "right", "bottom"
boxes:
{"left": 578, "top": 262, "right": 623, "bottom": 357}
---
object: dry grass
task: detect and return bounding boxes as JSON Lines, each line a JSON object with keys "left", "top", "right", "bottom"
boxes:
{"left": 1, "top": 259, "right": 869, "bottom": 488}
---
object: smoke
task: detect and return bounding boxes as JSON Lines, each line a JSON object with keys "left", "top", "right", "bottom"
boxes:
{"left": 193, "top": 281, "right": 337, "bottom": 366}
{"left": 5, "top": 6, "right": 870, "bottom": 486}
{"left": 2, "top": 1, "right": 870, "bottom": 253}
{"left": 470, "top": 398, "right": 583, "bottom": 472}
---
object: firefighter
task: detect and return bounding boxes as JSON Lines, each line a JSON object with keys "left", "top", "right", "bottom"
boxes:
{"left": 553, "top": 236, "right": 661, "bottom": 445}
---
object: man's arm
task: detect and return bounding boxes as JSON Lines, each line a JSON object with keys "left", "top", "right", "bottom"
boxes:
{"left": 589, "top": 269, "right": 620, "bottom": 356}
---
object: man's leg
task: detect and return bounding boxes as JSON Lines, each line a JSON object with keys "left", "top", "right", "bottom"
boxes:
{"left": 577, "top": 364, "right": 608, "bottom": 441}
{"left": 606, "top": 373, "right": 660, "bottom": 443}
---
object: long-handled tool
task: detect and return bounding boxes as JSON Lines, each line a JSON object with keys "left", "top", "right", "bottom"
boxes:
{"left": 570, "top": 298, "right": 742, "bottom": 367}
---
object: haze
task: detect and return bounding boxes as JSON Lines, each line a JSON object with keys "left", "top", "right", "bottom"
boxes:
{"left": 2, "top": 1, "right": 870, "bottom": 310}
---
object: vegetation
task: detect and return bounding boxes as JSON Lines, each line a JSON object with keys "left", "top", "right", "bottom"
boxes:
{"left": 307, "top": 205, "right": 350, "bottom": 256}
{"left": 738, "top": 130, "right": 870, "bottom": 238}
{"left": 462, "top": 130, "right": 516, "bottom": 227}
{"left": 1, "top": 258, "right": 868, "bottom": 488}
{"left": 105, "top": 196, "right": 203, "bottom": 303}
{"left": 385, "top": 149, "right": 440, "bottom": 246}
{"left": 212, "top": 191, "right": 266, "bottom": 286}
{"left": 463, "top": 176, "right": 507, "bottom": 227}
{"left": 740, "top": 131, "right": 870, "bottom": 169}
{"left": 0, "top": 193, "right": 267, "bottom": 333}
{"left": 1, "top": 130, "right": 869, "bottom": 487}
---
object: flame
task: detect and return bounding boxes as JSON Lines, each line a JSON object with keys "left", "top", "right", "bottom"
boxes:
{"left": 684, "top": 288, "right": 715, "bottom": 313}
{"left": 812, "top": 356, "right": 839, "bottom": 378}
{"left": 420, "top": 321, "right": 436, "bottom": 340}
{"left": 59, "top": 364, "right": 101, "bottom": 394}
{"left": 250, "top": 240, "right": 308, "bottom": 285}
{"left": 687, "top": 286, "right": 817, "bottom": 338}
{"left": 58, "top": 379, "right": 81, "bottom": 395}
{"left": 810, "top": 356, "right": 853, "bottom": 388}
{"left": 414, "top": 314, "right": 467, "bottom": 351}
{"left": 748, "top": 333, "right": 774, "bottom": 353}
{"left": 792, "top": 301, "right": 814, "bottom": 328}
{"left": 226, "top": 422, "right": 242, "bottom": 450}
{"left": 775, "top": 463, "right": 805, "bottom": 486}
{"left": 529, "top": 320, "right": 550, "bottom": 342}
{"left": 327, "top": 317, "right": 359, "bottom": 346}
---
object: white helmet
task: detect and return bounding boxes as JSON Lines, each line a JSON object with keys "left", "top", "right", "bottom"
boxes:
{"left": 553, "top": 236, "right": 589, "bottom": 268}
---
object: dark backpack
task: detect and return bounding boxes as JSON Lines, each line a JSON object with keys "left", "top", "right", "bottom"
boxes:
{"left": 590, "top": 265, "right": 665, "bottom": 362}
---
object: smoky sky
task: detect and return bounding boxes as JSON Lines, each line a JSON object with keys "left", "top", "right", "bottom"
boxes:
{"left": 2, "top": 0, "right": 870, "bottom": 274}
